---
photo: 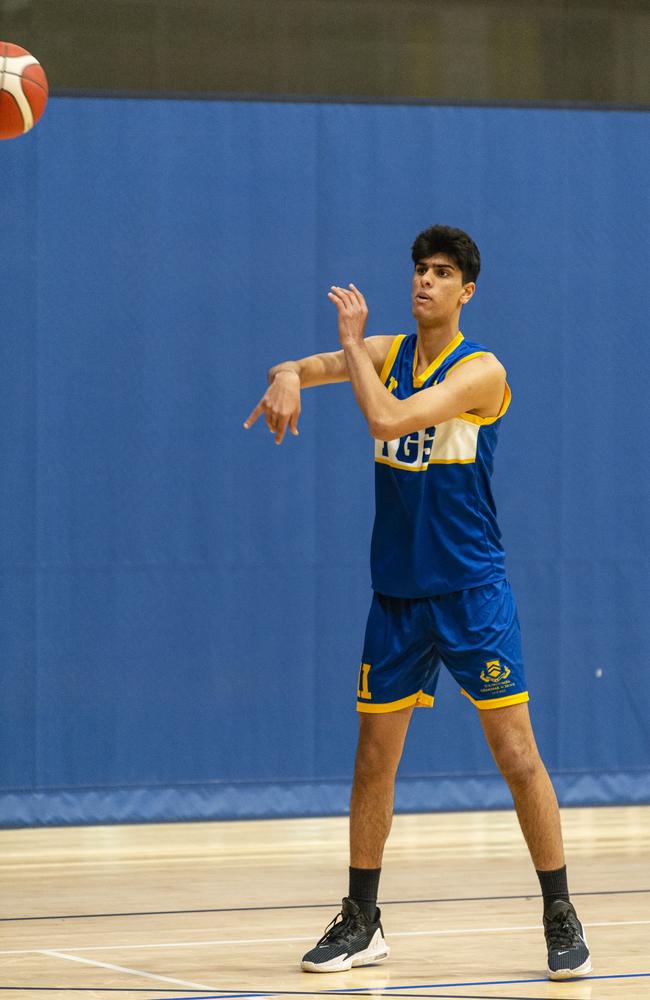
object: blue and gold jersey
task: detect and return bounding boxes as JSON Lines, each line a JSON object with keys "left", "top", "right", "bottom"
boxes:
{"left": 371, "top": 331, "right": 511, "bottom": 598}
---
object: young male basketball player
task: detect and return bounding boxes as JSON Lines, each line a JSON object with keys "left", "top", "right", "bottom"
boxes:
{"left": 244, "top": 226, "right": 591, "bottom": 981}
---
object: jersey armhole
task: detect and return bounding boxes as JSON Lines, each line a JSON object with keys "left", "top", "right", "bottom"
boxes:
{"left": 379, "top": 334, "right": 406, "bottom": 385}
{"left": 459, "top": 382, "right": 512, "bottom": 425}
{"left": 445, "top": 351, "right": 511, "bottom": 426}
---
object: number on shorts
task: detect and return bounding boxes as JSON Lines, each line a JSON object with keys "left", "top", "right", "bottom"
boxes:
{"left": 357, "top": 662, "right": 371, "bottom": 700}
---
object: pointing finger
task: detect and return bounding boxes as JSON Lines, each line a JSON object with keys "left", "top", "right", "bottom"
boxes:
{"left": 244, "top": 400, "right": 265, "bottom": 428}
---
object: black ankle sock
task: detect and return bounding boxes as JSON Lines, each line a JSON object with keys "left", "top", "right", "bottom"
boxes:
{"left": 536, "top": 865, "right": 570, "bottom": 913}
{"left": 349, "top": 866, "right": 381, "bottom": 920}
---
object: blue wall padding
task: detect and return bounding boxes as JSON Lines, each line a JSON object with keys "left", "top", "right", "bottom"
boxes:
{"left": 0, "top": 98, "right": 648, "bottom": 826}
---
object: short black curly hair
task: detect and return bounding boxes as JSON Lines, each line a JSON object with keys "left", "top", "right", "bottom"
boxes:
{"left": 411, "top": 225, "right": 481, "bottom": 284}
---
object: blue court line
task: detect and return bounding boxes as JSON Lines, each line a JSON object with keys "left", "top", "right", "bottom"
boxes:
{"left": 332, "top": 971, "right": 650, "bottom": 989}
{"left": 17, "top": 973, "right": 650, "bottom": 999}
{"left": 8, "top": 971, "right": 650, "bottom": 995}
{"left": 152, "top": 970, "right": 650, "bottom": 1000}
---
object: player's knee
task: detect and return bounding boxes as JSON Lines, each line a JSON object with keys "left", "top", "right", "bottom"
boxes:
{"left": 493, "top": 740, "right": 540, "bottom": 789}
{"left": 354, "top": 732, "right": 401, "bottom": 782}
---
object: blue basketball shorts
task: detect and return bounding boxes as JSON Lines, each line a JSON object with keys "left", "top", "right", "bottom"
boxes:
{"left": 357, "top": 579, "right": 528, "bottom": 713}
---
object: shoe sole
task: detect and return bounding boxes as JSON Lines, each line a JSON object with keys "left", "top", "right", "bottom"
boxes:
{"left": 301, "top": 929, "right": 390, "bottom": 973}
{"left": 547, "top": 956, "right": 592, "bottom": 980}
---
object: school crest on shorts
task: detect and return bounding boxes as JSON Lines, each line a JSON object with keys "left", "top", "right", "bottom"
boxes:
{"left": 480, "top": 660, "right": 511, "bottom": 685}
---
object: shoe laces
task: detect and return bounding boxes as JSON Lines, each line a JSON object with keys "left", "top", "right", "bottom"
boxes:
{"left": 317, "top": 908, "right": 365, "bottom": 948}
{"left": 545, "top": 908, "right": 581, "bottom": 950}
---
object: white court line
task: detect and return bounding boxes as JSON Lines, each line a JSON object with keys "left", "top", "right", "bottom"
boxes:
{"left": 0, "top": 917, "right": 644, "bottom": 957}
{"left": 40, "top": 949, "right": 215, "bottom": 990}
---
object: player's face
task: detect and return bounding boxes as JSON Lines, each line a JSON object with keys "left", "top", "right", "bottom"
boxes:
{"left": 411, "top": 254, "right": 474, "bottom": 325}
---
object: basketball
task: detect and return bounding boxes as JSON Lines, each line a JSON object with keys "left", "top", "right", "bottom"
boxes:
{"left": 0, "top": 41, "right": 48, "bottom": 139}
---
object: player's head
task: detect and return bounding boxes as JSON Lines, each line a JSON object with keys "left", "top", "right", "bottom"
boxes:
{"left": 411, "top": 225, "right": 480, "bottom": 284}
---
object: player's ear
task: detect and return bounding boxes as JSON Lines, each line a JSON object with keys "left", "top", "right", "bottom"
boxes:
{"left": 459, "top": 282, "right": 476, "bottom": 305}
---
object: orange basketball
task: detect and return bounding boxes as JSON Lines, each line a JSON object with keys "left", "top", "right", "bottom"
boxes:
{"left": 0, "top": 41, "right": 48, "bottom": 139}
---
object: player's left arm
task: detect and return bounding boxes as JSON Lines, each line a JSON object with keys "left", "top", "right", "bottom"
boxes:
{"left": 329, "top": 283, "right": 506, "bottom": 440}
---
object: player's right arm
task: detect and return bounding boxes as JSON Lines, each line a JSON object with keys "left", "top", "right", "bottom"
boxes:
{"left": 244, "top": 335, "right": 394, "bottom": 445}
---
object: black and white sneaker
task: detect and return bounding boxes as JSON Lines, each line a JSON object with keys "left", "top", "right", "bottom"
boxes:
{"left": 301, "top": 897, "right": 389, "bottom": 973}
{"left": 544, "top": 899, "right": 592, "bottom": 980}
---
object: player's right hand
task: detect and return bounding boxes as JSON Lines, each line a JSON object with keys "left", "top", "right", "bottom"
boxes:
{"left": 243, "top": 370, "right": 301, "bottom": 445}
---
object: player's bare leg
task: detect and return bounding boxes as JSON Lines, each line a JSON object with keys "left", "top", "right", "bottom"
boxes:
{"left": 480, "top": 701, "right": 591, "bottom": 979}
{"left": 301, "top": 706, "right": 412, "bottom": 972}
{"left": 479, "top": 702, "right": 563, "bottom": 868}
{"left": 350, "top": 706, "right": 413, "bottom": 867}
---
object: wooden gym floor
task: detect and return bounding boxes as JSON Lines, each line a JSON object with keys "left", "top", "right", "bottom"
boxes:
{"left": 1, "top": 805, "right": 648, "bottom": 999}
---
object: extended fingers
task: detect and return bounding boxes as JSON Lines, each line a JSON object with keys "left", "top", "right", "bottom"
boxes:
{"left": 329, "top": 284, "right": 355, "bottom": 300}
{"left": 329, "top": 284, "right": 366, "bottom": 310}
{"left": 245, "top": 390, "right": 300, "bottom": 446}
{"left": 348, "top": 283, "right": 368, "bottom": 309}
{"left": 328, "top": 286, "right": 350, "bottom": 310}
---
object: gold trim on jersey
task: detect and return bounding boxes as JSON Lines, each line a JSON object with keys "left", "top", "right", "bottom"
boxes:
{"left": 460, "top": 688, "right": 529, "bottom": 710}
{"left": 459, "top": 382, "right": 512, "bottom": 426}
{"left": 413, "top": 331, "right": 464, "bottom": 387}
{"left": 357, "top": 690, "right": 435, "bottom": 713}
{"left": 379, "top": 334, "right": 406, "bottom": 385}
{"left": 444, "top": 350, "right": 487, "bottom": 376}
{"left": 375, "top": 455, "right": 477, "bottom": 471}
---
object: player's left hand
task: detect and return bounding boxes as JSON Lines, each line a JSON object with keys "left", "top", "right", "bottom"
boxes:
{"left": 328, "top": 283, "right": 368, "bottom": 347}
